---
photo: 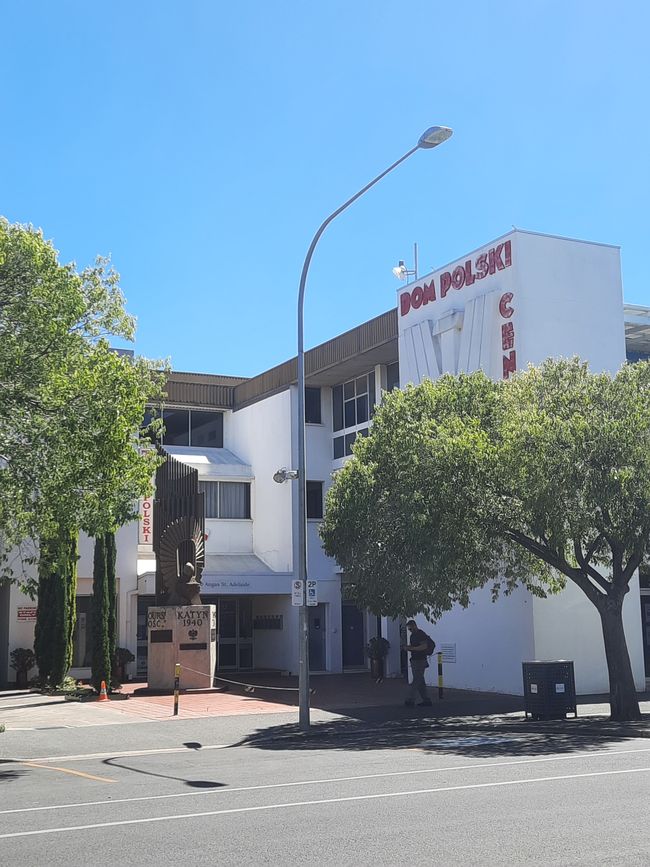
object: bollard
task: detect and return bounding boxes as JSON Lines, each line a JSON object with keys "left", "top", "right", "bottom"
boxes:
{"left": 173, "top": 662, "right": 181, "bottom": 716}
{"left": 437, "top": 652, "right": 443, "bottom": 699}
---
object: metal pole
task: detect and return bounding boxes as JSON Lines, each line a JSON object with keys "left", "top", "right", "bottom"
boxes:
{"left": 414, "top": 242, "right": 419, "bottom": 280}
{"left": 173, "top": 662, "right": 181, "bottom": 715}
{"left": 437, "top": 652, "right": 443, "bottom": 699}
{"left": 296, "top": 144, "right": 420, "bottom": 731}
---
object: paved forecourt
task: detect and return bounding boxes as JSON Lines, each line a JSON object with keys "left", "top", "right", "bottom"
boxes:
{"left": 0, "top": 712, "right": 649, "bottom": 865}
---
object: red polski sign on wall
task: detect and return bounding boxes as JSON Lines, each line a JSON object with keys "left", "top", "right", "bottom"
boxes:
{"left": 139, "top": 498, "right": 153, "bottom": 546}
{"left": 400, "top": 240, "right": 513, "bottom": 316}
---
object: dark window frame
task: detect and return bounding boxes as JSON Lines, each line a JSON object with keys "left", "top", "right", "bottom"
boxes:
{"left": 305, "top": 387, "right": 322, "bottom": 424}
{"left": 306, "top": 480, "right": 324, "bottom": 519}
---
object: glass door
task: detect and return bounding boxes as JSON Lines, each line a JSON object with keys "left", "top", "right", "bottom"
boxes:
{"left": 218, "top": 598, "right": 253, "bottom": 670}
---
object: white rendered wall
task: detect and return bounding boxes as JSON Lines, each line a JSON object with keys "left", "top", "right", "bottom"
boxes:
{"left": 416, "top": 585, "right": 535, "bottom": 694}
{"left": 252, "top": 595, "right": 294, "bottom": 672}
{"left": 532, "top": 574, "right": 645, "bottom": 693}
{"left": 205, "top": 519, "right": 253, "bottom": 554}
{"left": 227, "top": 390, "right": 293, "bottom": 573}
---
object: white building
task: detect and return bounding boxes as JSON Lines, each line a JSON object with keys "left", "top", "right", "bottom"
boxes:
{"left": 2, "top": 229, "right": 649, "bottom": 695}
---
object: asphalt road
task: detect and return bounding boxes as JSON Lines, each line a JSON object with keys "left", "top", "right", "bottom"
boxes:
{"left": 1, "top": 715, "right": 649, "bottom": 865}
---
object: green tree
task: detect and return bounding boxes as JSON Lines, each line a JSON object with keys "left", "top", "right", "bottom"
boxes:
{"left": 0, "top": 218, "right": 165, "bottom": 591}
{"left": 33, "top": 525, "right": 77, "bottom": 688}
{"left": 321, "top": 359, "right": 649, "bottom": 721}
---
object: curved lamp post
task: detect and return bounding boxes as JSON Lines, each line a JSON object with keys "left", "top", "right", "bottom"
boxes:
{"left": 295, "top": 125, "right": 453, "bottom": 730}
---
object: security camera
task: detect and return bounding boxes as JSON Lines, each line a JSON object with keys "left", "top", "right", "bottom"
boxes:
{"left": 273, "top": 468, "right": 299, "bottom": 483}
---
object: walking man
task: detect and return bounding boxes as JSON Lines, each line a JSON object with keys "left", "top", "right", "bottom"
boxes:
{"left": 402, "top": 619, "right": 432, "bottom": 707}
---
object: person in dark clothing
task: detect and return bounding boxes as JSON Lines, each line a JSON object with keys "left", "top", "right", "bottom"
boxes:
{"left": 402, "top": 619, "right": 432, "bottom": 707}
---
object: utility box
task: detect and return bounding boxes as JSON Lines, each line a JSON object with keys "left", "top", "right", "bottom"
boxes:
{"left": 147, "top": 605, "right": 217, "bottom": 690}
{"left": 522, "top": 660, "right": 577, "bottom": 720}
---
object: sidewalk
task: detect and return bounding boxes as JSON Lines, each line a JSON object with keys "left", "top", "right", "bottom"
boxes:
{"left": 1, "top": 675, "right": 649, "bottom": 733}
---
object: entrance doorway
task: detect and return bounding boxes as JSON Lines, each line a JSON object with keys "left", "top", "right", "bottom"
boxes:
{"left": 218, "top": 598, "right": 253, "bottom": 670}
{"left": 342, "top": 602, "right": 365, "bottom": 668}
{"left": 308, "top": 604, "right": 326, "bottom": 671}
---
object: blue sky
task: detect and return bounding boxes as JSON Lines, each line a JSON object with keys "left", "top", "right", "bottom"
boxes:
{"left": 2, "top": 2, "right": 649, "bottom": 376}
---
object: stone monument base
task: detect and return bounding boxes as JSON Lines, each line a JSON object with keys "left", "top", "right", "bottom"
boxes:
{"left": 147, "top": 604, "right": 217, "bottom": 690}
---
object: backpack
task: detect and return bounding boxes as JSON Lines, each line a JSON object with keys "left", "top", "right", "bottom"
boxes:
{"left": 423, "top": 633, "right": 436, "bottom": 656}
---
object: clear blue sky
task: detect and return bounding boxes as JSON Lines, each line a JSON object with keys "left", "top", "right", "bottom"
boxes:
{"left": 2, "top": 2, "right": 649, "bottom": 377}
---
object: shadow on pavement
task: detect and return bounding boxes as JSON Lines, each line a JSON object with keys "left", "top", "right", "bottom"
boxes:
{"left": 102, "top": 742, "right": 225, "bottom": 789}
{"left": 231, "top": 713, "right": 650, "bottom": 760}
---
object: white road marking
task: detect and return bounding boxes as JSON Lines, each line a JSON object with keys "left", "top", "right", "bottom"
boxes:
{"left": 1, "top": 746, "right": 649, "bottom": 817}
{"left": 1, "top": 766, "right": 649, "bottom": 839}
{"left": 6, "top": 745, "right": 230, "bottom": 764}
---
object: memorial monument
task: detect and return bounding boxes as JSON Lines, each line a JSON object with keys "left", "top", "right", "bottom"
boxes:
{"left": 147, "top": 450, "right": 217, "bottom": 690}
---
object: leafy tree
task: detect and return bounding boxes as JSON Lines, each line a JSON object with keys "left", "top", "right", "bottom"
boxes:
{"left": 321, "top": 359, "right": 649, "bottom": 721}
{"left": 33, "top": 525, "right": 77, "bottom": 688}
{"left": 0, "top": 218, "right": 165, "bottom": 592}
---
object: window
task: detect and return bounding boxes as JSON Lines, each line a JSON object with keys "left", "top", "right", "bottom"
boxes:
{"left": 386, "top": 362, "right": 400, "bottom": 392}
{"left": 199, "top": 481, "right": 251, "bottom": 518}
{"left": 191, "top": 411, "right": 224, "bottom": 446}
{"left": 332, "top": 371, "right": 376, "bottom": 458}
{"left": 144, "top": 409, "right": 224, "bottom": 447}
{"left": 162, "top": 409, "right": 190, "bottom": 445}
{"left": 72, "top": 596, "right": 93, "bottom": 667}
{"left": 305, "top": 387, "right": 322, "bottom": 424}
{"left": 307, "top": 481, "right": 323, "bottom": 519}
{"left": 333, "top": 428, "right": 368, "bottom": 459}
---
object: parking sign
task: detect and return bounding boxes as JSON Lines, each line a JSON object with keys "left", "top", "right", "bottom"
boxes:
{"left": 291, "top": 580, "right": 304, "bottom": 606}
{"left": 306, "top": 579, "right": 318, "bottom": 606}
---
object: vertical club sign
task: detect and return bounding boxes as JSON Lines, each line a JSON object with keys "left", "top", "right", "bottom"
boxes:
{"left": 499, "top": 292, "right": 516, "bottom": 379}
{"left": 139, "top": 496, "right": 154, "bottom": 548}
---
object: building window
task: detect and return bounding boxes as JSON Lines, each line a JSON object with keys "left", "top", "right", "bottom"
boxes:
{"left": 333, "top": 428, "right": 368, "bottom": 459}
{"left": 332, "top": 371, "right": 376, "bottom": 457}
{"left": 199, "top": 481, "right": 251, "bottom": 518}
{"left": 144, "top": 409, "right": 224, "bottom": 448}
{"left": 72, "top": 596, "right": 93, "bottom": 667}
{"left": 386, "top": 361, "right": 400, "bottom": 392}
{"left": 306, "top": 481, "right": 323, "bottom": 519}
{"left": 305, "top": 387, "right": 322, "bottom": 424}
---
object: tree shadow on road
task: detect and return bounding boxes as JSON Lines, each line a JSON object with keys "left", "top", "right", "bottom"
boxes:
{"left": 230, "top": 714, "right": 650, "bottom": 760}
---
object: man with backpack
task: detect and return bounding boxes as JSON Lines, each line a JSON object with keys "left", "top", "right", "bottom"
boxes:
{"left": 402, "top": 619, "right": 434, "bottom": 707}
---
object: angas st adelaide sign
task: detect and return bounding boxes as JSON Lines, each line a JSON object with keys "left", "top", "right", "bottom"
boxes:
{"left": 400, "top": 240, "right": 512, "bottom": 316}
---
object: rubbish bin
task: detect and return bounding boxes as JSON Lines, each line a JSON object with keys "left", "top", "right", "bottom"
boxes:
{"left": 522, "top": 661, "right": 577, "bottom": 720}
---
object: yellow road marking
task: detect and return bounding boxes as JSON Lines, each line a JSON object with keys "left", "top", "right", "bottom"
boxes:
{"left": 21, "top": 762, "right": 116, "bottom": 783}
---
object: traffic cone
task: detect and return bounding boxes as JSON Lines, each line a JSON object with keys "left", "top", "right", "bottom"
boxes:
{"left": 98, "top": 680, "right": 109, "bottom": 701}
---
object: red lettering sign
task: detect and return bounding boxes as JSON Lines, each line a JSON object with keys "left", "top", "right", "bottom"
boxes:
{"left": 501, "top": 322, "right": 514, "bottom": 350}
{"left": 499, "top": 292, "right": 514, "bottom": 318}
{"left": 399, "top": 240, "right": 513, "bottom": 315}
{"left": 502, "top": 351, "right": 517, "bottom": 379}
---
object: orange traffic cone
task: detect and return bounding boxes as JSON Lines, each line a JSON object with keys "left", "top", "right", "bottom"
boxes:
{"left": 98, "top": 680, "right": 109, "bottom": 701}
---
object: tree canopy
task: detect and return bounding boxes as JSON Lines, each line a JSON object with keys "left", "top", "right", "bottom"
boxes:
{"left": 321, "top": 358, "right": 650, "bottom": 720}
{"left": 0, "top": 218, "right": 165, "bottom": 591}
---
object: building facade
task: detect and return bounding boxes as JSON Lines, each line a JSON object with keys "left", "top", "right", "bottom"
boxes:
{"left": 2, "top": 229, "right": 649, "bottom": 694}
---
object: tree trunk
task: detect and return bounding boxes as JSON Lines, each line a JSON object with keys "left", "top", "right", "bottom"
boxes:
{"left": 91, "top": 535, "right": 111, "bottom": 692}
{"left": 599, "top": 598, "right": 641, "bottom": 721}
{"left": 106, "top": 532, "right": 117, "bottom": 687}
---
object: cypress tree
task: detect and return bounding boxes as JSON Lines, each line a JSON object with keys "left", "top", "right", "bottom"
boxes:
{"left": 34, "top": 526, "right": 77, "bottom": 688}
{"left": 91, "top": 535, "right": 111, "bottom": 692}
{"left": 105, "top": 532, "right": 117, "bottom": 686}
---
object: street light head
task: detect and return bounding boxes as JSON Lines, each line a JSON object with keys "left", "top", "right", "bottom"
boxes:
{"left": 392, "top": 261, "right": 409, "bottom": 281}
{"left": 417, "top": 126, "right": 453, "bottom": 149}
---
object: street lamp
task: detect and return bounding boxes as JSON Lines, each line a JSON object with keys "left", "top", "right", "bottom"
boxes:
{"left": 295, "top": 125, "right": 453, "bottom": 730}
